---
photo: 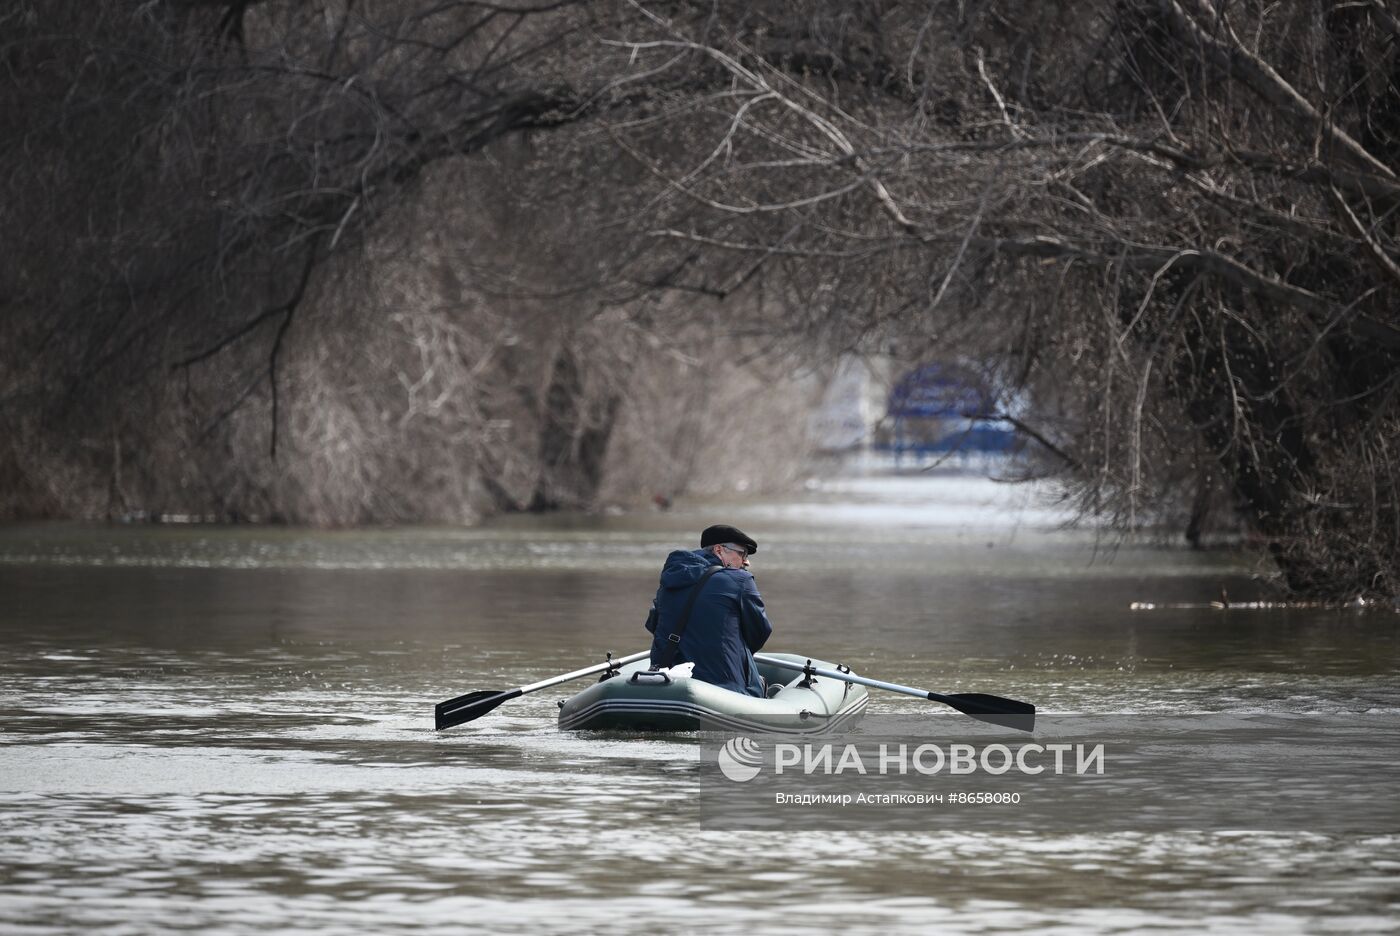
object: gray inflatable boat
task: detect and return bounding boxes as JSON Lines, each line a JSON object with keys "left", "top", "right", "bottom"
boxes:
{"left": 556, "top": 652, "right": 868, "bottom": 734}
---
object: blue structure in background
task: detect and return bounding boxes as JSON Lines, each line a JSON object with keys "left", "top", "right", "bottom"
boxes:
{"left": 882, "top": 363, "right": 1018, "bottom": 462}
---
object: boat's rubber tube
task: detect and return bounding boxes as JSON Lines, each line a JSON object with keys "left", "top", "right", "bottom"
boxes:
{"left": 557, "top": 652, "right": 868, "bottom": 734}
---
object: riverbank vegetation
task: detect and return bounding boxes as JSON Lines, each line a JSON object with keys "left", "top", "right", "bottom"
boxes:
{"left": 3, "top": 1, "right": 1398, "bottom": 600}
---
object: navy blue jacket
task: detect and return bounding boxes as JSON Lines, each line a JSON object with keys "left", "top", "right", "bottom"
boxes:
{"left": 645, "top": 548, "right": 773, "bottom": 696}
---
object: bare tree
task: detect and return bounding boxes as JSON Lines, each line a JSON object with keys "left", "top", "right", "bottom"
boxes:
{"left": 594, "top": 0, "right": 1400, "bottom": 599}
{"left": 7, "top": 0, "right": 1399, "bottom": 599}
{"left": 0, "top": 0, "right": 819, "bottom": 523}
{"left": 0, "top": 0, "right": 611, "bottom": 512}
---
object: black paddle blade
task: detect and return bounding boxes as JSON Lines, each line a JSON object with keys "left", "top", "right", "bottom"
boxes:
{"left": 929, "top": 692, "right": 1036, "bottom": 732}
{"left": 435, "top": 688, "right": 522, "bottom": 730}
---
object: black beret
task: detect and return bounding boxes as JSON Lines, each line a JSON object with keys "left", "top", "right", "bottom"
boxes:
{"left": 700, "top": 524, "right": 758, "bottom": 554}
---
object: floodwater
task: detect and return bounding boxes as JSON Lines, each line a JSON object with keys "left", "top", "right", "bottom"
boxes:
{"left": 1, "top": 475, "right": 1397, "bottom": 934}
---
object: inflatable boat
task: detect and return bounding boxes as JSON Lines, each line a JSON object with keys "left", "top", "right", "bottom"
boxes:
{"left": 556, "top": 652, "right": 868, "bottom": 734}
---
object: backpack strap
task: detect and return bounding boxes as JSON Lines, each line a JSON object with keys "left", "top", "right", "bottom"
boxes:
{"left": 650, "top": 564, "right": 724, "bottom": 670}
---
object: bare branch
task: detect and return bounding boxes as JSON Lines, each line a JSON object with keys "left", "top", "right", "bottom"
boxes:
{"left": 1159, "top": 0, "right": 1395, "bottom": 179}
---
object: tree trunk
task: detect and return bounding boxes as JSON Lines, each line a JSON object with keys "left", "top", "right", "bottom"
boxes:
{"left": 528, "top": 345, "right": 622, "bottom": 512}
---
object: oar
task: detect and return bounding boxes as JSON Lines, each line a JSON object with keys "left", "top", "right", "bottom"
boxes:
{"left": 754, "top": 654, "right": 1035, "bottom": 732}
{"left": 435, "top": 649, "right": 651, "bottom": 730}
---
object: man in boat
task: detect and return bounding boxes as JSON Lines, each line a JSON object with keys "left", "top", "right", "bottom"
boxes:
{"left": 645, "top": 524, "right": 773, "bottom": 697}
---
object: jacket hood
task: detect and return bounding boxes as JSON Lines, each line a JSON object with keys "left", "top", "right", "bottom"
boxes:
{"left": 659, "top": 548, "right": 721, "bottom": 590}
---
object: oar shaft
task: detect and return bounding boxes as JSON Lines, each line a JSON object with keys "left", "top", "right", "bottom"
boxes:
{"left": 755, "top": 652, "right": 1034, "bottom": 731}
{"left": 518, "top": 649, "right": 651, "bottom": 694}
{"left": 755, "top": 654, "right": 930, "bottom": 700}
